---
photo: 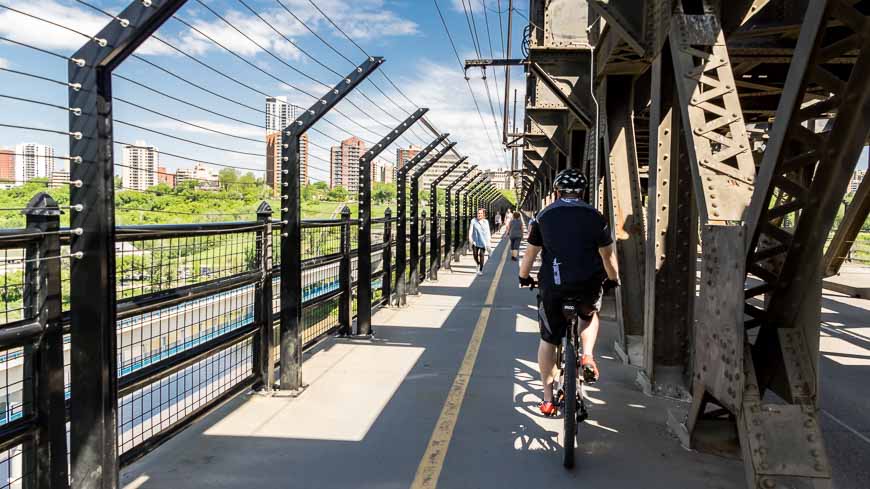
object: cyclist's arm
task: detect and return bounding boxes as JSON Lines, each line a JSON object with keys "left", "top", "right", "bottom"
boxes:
{"left": 519, "top": 244, "right": 541, "bottom": 278}
{"left": 598, "top": 243, "right": 619, "bottom": 281}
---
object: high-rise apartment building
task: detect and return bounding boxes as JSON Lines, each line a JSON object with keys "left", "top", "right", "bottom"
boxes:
{"left": 330, "top": 136, "right": 366, "bottom": 190}
{"left": 157, "top": 166, "right": 176, "bottom": 187}
{"left": 121, "top": 141, "right": 158, "bottom": 191}
{"left": 397, "top": 145, "right": 421, "bottom": 169}
{"left": 14, "top": 143, "right": 55, "bottom": 185}
{"left": 0, "top": 149, "right": 14, "bottom": 187}
{"left": 266, "top": 96, "right": 308, "bottom": 194}
{"left": 849, "top": 169, "right": 866, "bottom": 193}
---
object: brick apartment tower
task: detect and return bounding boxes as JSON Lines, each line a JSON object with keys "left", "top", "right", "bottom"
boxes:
{"left": 330, "top": 136, "right": 366, "bottom": 190}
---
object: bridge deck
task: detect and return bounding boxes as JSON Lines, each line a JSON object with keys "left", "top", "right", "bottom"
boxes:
{"left": 121, "top": 233, "right": 744, "bottom": 489}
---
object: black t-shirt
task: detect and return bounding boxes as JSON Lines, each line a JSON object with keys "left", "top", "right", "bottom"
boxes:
{"left": 527, "top": 198, "right": 613, "bottom": 289}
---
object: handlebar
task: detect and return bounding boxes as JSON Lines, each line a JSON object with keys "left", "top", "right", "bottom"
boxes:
{"left": 518, "top": 275, "right": 538, "bottom": 289}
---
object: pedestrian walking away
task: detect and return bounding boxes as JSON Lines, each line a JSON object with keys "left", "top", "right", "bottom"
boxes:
{"left": 468, "top": 208, "right": 492, "bottom": 275}
{"left": 508, "top": 211, "right": 524, "bottom": 261}
{"left": 494, "top": 212, "right": 502, "bottom": 232}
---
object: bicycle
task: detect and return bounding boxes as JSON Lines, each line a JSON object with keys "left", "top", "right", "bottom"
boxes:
{"left": 554, "top": 297, "right": 593, "bottom": 468}
{"left": 520, "top": 278, "right": 591, "bottom": 469}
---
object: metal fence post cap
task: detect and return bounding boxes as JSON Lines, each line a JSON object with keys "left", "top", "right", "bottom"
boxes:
{"left": 340, "top": 206, "right": 351, "bottom": 217}
{"left": 421, "top": 210, "right": 427, "bottom": 217}
{"left": 384, "top": 208, "right": 392, "bottom": 217}
{"left": 23, "top": 191, "right": 62, "bottom": 217}
{"left": 256, "top": 201, "right": 273, "bottom": 216}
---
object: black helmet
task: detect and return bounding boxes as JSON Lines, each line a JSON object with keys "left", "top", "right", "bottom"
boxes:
{"left": 553, "top": 168, "right": 587, "bottom": 195}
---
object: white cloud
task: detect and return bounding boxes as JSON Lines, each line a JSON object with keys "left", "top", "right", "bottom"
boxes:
{"left": 176, "top": 8, "right": 304, "bottom": 60}
{"left": 393, "top": 59, "right": 522, "bottom": 169}
{"left": 0, "top": 57, "right": 9, "bottom": 69}
{"left": 280, "top": 0, "right": 419, "bottom": 41}
{"left": 0, "top": 0, "right": 199, "bottom": 57}
{"left": 293, "top": 57, "right": 523, "bottom": 171}
{"left": 0, "top": 0, "right": 107, "bottom": 54}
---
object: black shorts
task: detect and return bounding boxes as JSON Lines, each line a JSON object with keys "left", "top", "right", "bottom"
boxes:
{"left": 538, "top": 282, "right": 603, "bottom": 345}
{"left": 509, "top": 237, "right": 521, "bottom": 250}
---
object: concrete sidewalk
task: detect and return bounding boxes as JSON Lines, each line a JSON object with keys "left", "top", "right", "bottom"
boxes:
{"left": 121, "top": 233, "right": 743, "bottom": 489}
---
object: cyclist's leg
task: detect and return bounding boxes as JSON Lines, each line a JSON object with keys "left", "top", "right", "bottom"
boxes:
{"left": 538, "top": 289, "right": 566, "bottom": 406}
{"left": 578, "top": 286, "right": 604, "bottom": 381}
{"left": 538, "top": 340, "right": 558, "bottom": 402}
{"left": 579, "top": 312, "right": 598, "bottom": 358}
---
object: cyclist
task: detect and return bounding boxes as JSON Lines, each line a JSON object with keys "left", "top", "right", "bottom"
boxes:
{"left": 517, "top": 168, "right": 620, "bottom": 416}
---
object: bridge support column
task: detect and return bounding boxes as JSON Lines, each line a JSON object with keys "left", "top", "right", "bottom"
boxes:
{"left": 603, "top": 76, "right": 646, "bottom": 366}
{"left": 639, "top": 49, "right": 696, "bottom": 400}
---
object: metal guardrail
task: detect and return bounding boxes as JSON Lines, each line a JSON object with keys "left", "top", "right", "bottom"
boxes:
{"left": 0, "top": 197, "right": 408, "bottom": 480}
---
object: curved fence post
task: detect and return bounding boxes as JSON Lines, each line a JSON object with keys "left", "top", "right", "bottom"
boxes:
{"left": 395, "top": 136, "right": 449, "bottom": 306}
{"left": 67, "top": 2, "right": 193, "bottom": 486}
{"left": 279, "top": 57, "right": 384, "bottom": 390}
{"left": 357, "top": 109, "right": 428, "bottom": 336}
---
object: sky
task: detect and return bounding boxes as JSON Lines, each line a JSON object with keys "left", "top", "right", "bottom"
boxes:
{"left": 0, "top": 0, "right": 528, "bottom": 185}
{"left": 1, "top": 0, "right": 866, "bottom": 189}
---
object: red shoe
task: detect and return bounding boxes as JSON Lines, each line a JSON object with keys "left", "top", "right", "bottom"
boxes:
{"left": 581, "top": 355, "right": 599, "bottom": 383}
{"left": 539, "top": 401, "right": 558, "bottom": 416}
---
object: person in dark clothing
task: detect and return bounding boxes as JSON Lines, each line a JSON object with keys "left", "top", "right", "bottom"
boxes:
{"left": 518, "top": 168, "right": 620, "bottom": 416}
{"left": 507, "top": 211, "right": 523, "bottom": 261}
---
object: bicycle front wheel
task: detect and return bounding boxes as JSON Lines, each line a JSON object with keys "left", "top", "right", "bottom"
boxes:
{"left": 562, "top": 340, "right": 577, "bottom": 469}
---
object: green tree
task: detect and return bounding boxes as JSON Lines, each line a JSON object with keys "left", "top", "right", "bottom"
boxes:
{"left": 372, "top": 182, "right": 396, "bottom": 204}
{"left": 219, "top": 168, "right": 239, "bottom": 189}
{"left": 327, "top": 185, "right": 348, "bottom": 202}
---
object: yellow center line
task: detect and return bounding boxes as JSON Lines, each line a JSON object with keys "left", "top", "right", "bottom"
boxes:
{"left": 410, "top": 242, "right": 509, "bottom": 489}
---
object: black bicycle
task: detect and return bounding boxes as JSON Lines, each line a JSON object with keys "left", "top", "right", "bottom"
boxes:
{"left": 554, "top": 298, "right": 592, "bottom": 468}
{"left": 521, "top": 279, "right": 590, "bottom": 469}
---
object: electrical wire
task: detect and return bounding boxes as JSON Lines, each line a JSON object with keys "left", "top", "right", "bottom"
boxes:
{"left": 432, "top": 0, "right": 503, "bottom": 165}
{"left": 190, "top": 0, "right": 392, "bottom": 139}
{"left": 0, "top": 123, "right": 81, "bottom": 139}
{"left": 114, "top": 97, "right": 264, "bottom": 144}
{"left": 0, "top": 93, "right": 80, "bottom": 115}
{"left": 0, "top": 36, "right": 73, "bottom": 62}
{"left": 112, "top": 74, "right": 262, "bottom": 129}
{"left": 113, "top": 141, "right": 265, "bottom": 173}
{"left": 114, "top": 120, "right": 264, "bottom": 158}
{"left": 288, "top": 0, "right": 439, "bottom": 147}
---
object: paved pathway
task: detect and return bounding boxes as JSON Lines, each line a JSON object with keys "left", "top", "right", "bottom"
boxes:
{"left": 121, "top": 232, "right": 743, "bottom": 489}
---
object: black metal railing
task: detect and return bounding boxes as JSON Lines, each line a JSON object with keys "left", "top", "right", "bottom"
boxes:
{"left": 0, "top": 193, "right": 68, "bottom": 489}
{"left": 0, "top": 196, "right": 407, "bottom": 482}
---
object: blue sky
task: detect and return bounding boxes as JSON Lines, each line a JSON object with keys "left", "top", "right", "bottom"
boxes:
{"left": 0, "top": 0, "right": 866, "bottom": 188}
{"left": 0, "top": 0, "right": 527, "bottom": 184}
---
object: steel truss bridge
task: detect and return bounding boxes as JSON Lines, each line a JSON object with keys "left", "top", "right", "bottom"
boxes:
{"left": 0, "top": 1, "right": 868, "bottom": 489}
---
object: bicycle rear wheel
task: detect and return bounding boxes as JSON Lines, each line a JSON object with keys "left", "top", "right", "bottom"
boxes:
{"left": 562, "top": 340, "right": 577, "bottom": 469}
